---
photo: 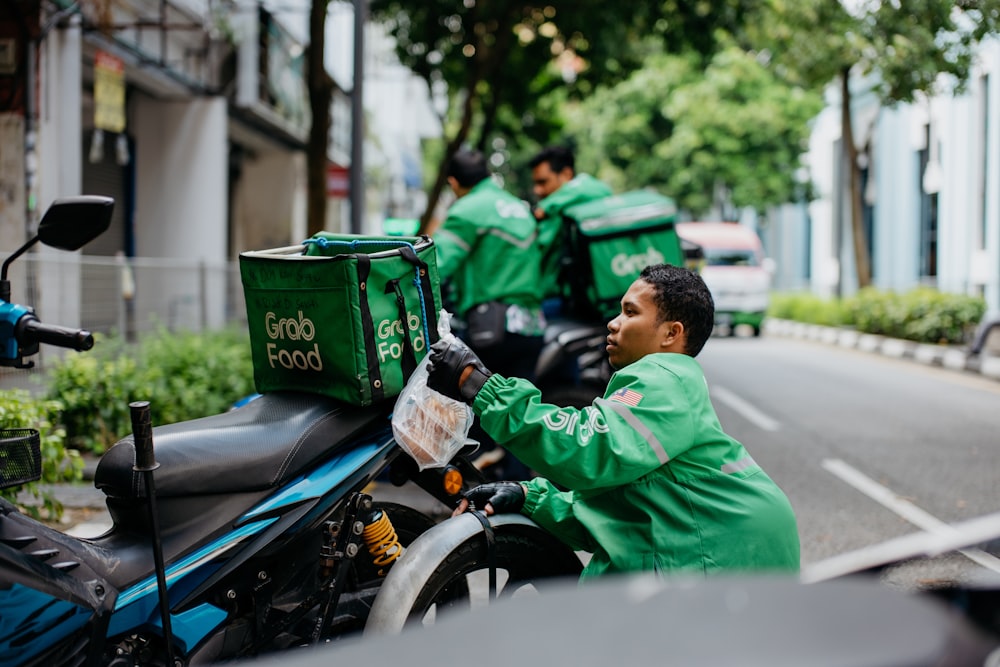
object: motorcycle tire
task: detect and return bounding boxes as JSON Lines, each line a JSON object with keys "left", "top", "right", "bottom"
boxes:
{"left": 404, "top": 524, "right": 582, "bottom": 628}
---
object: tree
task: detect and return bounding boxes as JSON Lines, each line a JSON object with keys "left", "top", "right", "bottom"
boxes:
{"left": 565, "top": 45, "right": 823, "bottom": 218}
{"left": 306, "top": 0, "right": 335, "bottom": 238}
{"left": 746, "top": 0, "right": 1000, "bottom": 288}
{"left": 367, "top": 0, "right": 761, "bottom": 233}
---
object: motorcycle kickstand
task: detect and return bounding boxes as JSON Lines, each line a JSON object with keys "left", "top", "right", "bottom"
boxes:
{"left": 238, "top": 493, "right": 372, "bottom": 655}
{"left": 310, "top": 493, "right": 373, "bottom": 643}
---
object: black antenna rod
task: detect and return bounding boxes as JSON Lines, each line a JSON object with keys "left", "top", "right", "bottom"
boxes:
{"left": 129, "top": 401, "right": 176, "bottom": 664}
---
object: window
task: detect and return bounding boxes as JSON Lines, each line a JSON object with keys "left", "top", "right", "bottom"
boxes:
{"left": 980, "top": 73, "right": 989, "bottom": 251}
{"left": 702, "top": 248, "right": 759, "bottom": 267}
{"left": 917, "top": 124, "right": 938, "bottom": 280}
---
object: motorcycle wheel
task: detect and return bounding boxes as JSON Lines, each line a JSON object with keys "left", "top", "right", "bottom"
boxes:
{"left": 404, "top": 524, "right": 582, "bottom": 628}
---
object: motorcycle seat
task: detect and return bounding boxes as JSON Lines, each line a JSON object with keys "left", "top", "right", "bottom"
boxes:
{"left": 94, "top": 392, "right": 392, "bottom": 499}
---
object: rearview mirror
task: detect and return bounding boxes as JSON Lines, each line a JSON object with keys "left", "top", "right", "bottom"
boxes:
{"left": 37, "top": 195, "right": 114, "bottom": 251}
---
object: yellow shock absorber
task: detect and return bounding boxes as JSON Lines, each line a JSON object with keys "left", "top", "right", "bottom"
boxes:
{"left": 362, "top": 510, "right": 403, "bottom": 576}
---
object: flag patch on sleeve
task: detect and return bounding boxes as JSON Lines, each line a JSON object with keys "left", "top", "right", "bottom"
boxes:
{"left": 609, "top": 387, "right": 643, "bottom": 406}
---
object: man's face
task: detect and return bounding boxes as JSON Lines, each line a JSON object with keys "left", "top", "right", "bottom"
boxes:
{"left": 532, "top": 162, "right": 573, "bottom": 199}
{"left": 606, "top": 279, "right": 680, "bottom": 369}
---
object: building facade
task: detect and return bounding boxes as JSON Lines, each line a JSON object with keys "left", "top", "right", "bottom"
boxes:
{"left": 765, "top": 36, "right": 1000, "bottom": 319}
{"left": 0, "top": 0, "right": 360, "bottom": 344}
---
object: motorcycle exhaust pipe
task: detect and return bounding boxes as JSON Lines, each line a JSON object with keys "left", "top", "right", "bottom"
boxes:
{"left": 130, "top": 401, "right": 176, "bottom": 665}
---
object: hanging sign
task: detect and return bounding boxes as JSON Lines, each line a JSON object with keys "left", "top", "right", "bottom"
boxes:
{"left": 94, "top": 50, "right": 125, "bottom": 133}
{"left": 326, "top": 163, "right": 350, "bottom": 199}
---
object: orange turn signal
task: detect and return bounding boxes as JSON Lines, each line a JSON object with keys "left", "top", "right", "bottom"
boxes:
{"left": 442, "top": 466, "right": 463, "bottom": 496}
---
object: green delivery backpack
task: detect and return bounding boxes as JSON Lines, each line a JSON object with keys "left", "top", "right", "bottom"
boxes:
{"left": 239, "top": 233, "right": 442, "bottom": 406}
{"left": 562, "top": 190, "right": 684, "bottom": 321}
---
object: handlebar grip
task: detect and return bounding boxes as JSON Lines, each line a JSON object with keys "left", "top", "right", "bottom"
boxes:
{"left": 17, "top": 315, "right": 94, "bottom": 351}
{"left": 129, "top": 401, "right": 157, "bottom": 472}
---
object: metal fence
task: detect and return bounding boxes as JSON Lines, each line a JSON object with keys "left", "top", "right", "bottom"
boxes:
{"left": 72, "top": 255, "right": 248, "bottom": 337}
{"left": 0, "top": 253, "right": 249, "bottom": 387}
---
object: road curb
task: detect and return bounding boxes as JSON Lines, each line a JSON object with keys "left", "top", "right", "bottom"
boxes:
{"left": 763, "top": 319, "right": 998, "bottom": 382}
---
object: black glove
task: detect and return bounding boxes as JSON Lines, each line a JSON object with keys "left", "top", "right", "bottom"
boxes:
{"left": 464, "top": 481, "right": 526, "bottom": 514}
{"left": 427, "top": 337, "right": 492, "bottom": 405}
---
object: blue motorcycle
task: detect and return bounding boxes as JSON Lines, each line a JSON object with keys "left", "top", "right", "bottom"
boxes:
{"left": 0, "top": 196, "right": 581, "bottom": 666}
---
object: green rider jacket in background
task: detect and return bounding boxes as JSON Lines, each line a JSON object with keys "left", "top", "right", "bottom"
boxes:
{"left": 473, "top": 352, "right": 801, "bottom": 580}
{"left": 434, "top": 178, "right": 543, "bottom": 317}
{"left": 535, "top": 173, "right": 613, "bottom": 299}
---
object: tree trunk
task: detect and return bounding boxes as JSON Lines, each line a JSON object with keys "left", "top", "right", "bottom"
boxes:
{"left": 306, "top": 0, "right": 333, "bottom": 238}
{"left": 476, "top": 85, "right": 503, "bottom": 154}
{"left": 416, "top": 88, "right": 478, "bottom": 236}
{"left": 840, "top": 69, "right": 871, "bottom": 289}
{"left": 416, "top": 7, "right": 517, "bottom": 236}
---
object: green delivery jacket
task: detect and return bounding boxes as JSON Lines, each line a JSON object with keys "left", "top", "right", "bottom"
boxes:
{"left": 435, "top": 179, "right": 543, "bottom": 317}
{"left": 535, "top": 174, "right": 613, "bottom": 299}
{"left": 473, "top": 352, "right": 801, "bottom": 580}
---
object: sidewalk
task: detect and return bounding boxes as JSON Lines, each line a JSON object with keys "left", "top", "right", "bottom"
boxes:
{"left": 763, "top": 319, "right": 1000, "bottom": 382}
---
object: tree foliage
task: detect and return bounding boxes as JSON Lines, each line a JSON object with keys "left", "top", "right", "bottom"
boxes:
{"left": 744, "top": 0, "right": 1000, "bottom": 288}
{"left": 565, "top": 45, "right": 823, "bottom": 217}
{"left": 367, "top": 0, "right": 761, "bottom": 230}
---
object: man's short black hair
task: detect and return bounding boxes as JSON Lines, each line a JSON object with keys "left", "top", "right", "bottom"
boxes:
{"left": 639, "top": 263, "right": 715, "bottom": 357}
{"left": 447, "top": 149, "right": 490, "bottom": 187}
{"left": 529, "top": 145, "right": 575, "bottom": 174}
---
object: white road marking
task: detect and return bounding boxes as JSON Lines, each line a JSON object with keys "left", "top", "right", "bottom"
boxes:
{"left": 822, "top": 458, "right": 1000, "bottom": 573}
{"left": 710, "top": 386, "right": 781, "bottom": 432}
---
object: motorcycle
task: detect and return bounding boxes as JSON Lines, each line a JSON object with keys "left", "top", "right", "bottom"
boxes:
{"left": 0, "top": 196, "right": 582, "bottom": 666}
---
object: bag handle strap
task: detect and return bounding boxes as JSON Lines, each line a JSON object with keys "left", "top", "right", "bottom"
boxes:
{"left": 355, "top": 255, "right": 384, "bottom": 403}
{"left": 397, "top": 244, "right": 440, "bottom": 347}
{"left": 384, "top": 278, "right": 418, "bottom": 380}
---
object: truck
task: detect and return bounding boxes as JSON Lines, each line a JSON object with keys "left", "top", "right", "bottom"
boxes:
{"left": 675, "top": 222, "right": 774, "bottom": 337}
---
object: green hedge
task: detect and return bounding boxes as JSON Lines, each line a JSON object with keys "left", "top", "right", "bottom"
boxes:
{"left": 47, "top": 325, "right": 256, "bottom": 454}
{"left": 768, "top": 292, "right": 848, "bottom": 327}
{"left": 0, "top": 389, "right": 82, "bottom": 519}
{"left": 768, "top": 287, "right": 986, "bottom": 345}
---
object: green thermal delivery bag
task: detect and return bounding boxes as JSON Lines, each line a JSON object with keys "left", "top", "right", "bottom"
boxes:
{"left": 562, "top": 190, "right": 683, "bottom": 321}
{"left": 239, "top": 234, "right": 442, "bottom": 406}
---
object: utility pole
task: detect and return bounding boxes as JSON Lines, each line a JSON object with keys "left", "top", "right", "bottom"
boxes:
{"left": 349, "top": 0, "right": 365, "bottom": 234}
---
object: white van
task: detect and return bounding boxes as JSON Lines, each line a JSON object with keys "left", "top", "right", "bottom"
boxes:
{"left": 675, "top": 222, "right": 773, "bottom": 336}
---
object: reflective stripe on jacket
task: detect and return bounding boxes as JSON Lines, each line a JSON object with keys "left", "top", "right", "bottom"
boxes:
{"left": 473, "top": 352, "right": 801, "bottom": 579}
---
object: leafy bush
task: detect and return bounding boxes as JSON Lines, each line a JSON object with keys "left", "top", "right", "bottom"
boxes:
{"left": 843, "top": 288, "right": 901, "bottom": 336}
{"left": 768, "top": 292, "right": 847, "bottom": 327}
{"left": 770, "top": 288, "right": 986, "bottom": 345}
{"left": 896, "top": 288, "right": 985, "bottom": 345}
{"left": 0, "top": 389, "right": 82, "bottom": 519}
{"left": 47, "top": 326, "right": 255, "bottom": 454}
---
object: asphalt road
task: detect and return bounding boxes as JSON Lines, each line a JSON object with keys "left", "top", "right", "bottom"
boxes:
{"left": 698, "top": 333, "right": 1000, "bottom": 589}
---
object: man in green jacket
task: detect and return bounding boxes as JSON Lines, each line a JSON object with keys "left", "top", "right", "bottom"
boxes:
{"left": 434, "top": 149, "right": 546, "bottom": 478}
{"left": 529, "top": 146, "right": 613, "bottom": 315}
{"left": 427, "top": 263, "right": 800, "bottom": 579}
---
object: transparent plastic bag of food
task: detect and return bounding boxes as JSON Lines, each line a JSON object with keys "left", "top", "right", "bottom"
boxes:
{"left": 391, "top": 311, "right": 475, "bottom": 470}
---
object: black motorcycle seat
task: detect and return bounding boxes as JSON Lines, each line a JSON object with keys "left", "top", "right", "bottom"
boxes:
{"left": 94, "top": 392, "right": 392, "bottom": 499}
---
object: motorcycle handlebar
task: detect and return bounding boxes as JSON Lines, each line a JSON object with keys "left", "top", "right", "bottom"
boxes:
{"left": 16, "top": 315, "right": 94, "bottom": 352}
